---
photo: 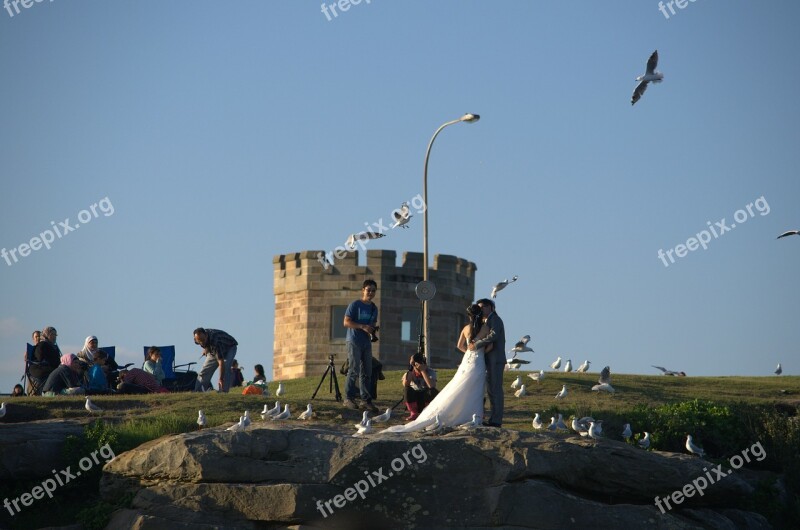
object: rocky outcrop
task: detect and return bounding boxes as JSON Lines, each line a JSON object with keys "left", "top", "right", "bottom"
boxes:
{"left": 101, "top": 424, "right": 773, "bottom": 529}
{"left": 0, "top": 419, "right": 86, "bottom": 480}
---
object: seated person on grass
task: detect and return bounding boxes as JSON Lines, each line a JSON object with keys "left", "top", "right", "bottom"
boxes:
{"left": 142, "top": 346, "right": 166, "bottom": 386}
{"left": 86, "top": 350, "right": 112, "bottom": 394}
{"left": 117, "top": 368, "right": 162, "bottom": 394}
{"left": 42, "top": 354, "right": 85, "bottom": 395}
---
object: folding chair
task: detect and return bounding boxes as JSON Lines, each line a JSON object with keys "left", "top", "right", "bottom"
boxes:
{"left": 22, "top": 343, "right": 41, "bottom": 396}
{"left": 142, "top": 346, "right": 197, "bottom": 392}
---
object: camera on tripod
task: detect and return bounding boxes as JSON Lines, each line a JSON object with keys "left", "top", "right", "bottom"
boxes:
{"left": 328, "top": 353, "right": 336, "bottom": 362}
{"left": 369, "top": 326, "right": 380, "bottom": 343}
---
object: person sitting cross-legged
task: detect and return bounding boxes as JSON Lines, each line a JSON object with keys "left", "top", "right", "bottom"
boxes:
{"left": 42, "top": 354, "right": 85, "bottom": 396}
{"left": 401, "top": 353, "right": 438, "bottom": 421}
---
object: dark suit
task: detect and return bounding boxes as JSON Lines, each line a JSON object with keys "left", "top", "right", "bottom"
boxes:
{"left": 476, "top": 311, "right": 506, "bottom": 425}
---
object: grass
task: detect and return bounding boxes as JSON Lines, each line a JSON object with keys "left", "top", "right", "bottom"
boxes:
{"left": 2, "top": 370, "right": 798, "bottom": 529}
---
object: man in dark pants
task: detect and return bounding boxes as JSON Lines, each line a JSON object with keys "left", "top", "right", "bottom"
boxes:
{"left": 193, "top": 327, "right": 238, "bottom": 392}
{"left": 342, "top": 279, "right": 380, "bottom": 413}
{"left": 471, "top": 298, "right": 506, "bottom": 427}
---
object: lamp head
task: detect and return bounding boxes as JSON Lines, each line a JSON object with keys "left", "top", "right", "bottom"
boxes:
{"left": 460, "top": 113, "right": 480, "bottom": 123}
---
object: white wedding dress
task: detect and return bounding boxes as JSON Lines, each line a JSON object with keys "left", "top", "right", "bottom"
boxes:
{"left": 381, "top": 347, "right": 487, "bottom": 433}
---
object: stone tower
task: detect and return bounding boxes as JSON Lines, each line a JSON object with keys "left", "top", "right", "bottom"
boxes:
{"left": 272, "top": 249, "right": 477, "bottom": 381}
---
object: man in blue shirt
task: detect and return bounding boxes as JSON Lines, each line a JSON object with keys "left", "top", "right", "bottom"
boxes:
{"left": 343, "top": 279, "right": 380, "bottom": 412}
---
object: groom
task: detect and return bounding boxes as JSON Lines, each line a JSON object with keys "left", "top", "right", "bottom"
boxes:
{"left": 472, "top": 298, "right": 506, "bottom": 427}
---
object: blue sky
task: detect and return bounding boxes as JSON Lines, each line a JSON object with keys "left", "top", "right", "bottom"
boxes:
{"left": 1, "top": 1, "right": 798, "bottom": 393}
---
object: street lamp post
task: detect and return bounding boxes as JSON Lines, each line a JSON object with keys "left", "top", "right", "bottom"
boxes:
{"left": 422, "top": 113, "right": 480, "bottom": 367}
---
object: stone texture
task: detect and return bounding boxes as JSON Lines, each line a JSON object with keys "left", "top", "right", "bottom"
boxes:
{"left": 0, "top": 418, "right": 86, "bottom": 480}
{"left": 101, "top": 425, "right": 773, "bottom": 529}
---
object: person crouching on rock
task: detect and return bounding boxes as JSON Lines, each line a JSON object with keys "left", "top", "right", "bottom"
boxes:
{"left": 402, "top": 353, "right": 438, "bottom": 421}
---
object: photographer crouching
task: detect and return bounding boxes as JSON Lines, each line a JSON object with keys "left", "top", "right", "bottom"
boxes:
{"left": 402, "top": 353, "right": 438, "bottom": 421}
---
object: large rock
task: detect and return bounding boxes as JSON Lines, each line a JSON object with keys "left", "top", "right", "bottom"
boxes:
{"left": 0, "top": 419, "right": 86, "bottom": 480}
{"left": 100, "top": 425, "right": 772, "bottom": 529}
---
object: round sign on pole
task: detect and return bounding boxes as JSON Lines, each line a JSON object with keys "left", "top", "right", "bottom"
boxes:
{"left": 415, "top": 281, "right": 436, "bottom": 301}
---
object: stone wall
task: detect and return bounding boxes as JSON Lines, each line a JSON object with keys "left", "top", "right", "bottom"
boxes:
{"left": 273, "top": 249, "right": 476, "bottom": 381}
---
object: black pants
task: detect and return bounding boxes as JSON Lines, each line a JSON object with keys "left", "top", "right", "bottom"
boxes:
{"left": 405, "top": 386, "right": 438, "bottom": 411}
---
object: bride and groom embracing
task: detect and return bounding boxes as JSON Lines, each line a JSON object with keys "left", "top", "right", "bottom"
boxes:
{"left": 382, "top": 298, "right": 506, "bottom": 433}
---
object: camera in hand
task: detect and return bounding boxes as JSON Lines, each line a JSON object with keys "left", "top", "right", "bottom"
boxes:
{"left": 369, "top": 326, "right": 380, "bottom": 342}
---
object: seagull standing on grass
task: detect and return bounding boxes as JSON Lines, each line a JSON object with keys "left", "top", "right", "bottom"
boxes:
{"left": 514, "top": 384, "right": 527, "bottom": 398}
{"left": 577, "top": 360, "right": 591, "bottom": 373}
{"left": 491, "top": 275, "right": 518, "bottom": 298}
{"left": 777, "top": 230, "right": 800, "bottom": 239}
{"left": 528, "top": 370, "right": 545, "bottom": 383}
{"left": 262, "top": 401, "right": 280, "bottom": 419}
{"left": 85, "top": 397, "right": 102, "bottom": 413}
{"left": 639, "top": 432, "right": 651, "bottom": 449}
{"left": 298, "top": 404, "right": 313, "bottom": 420}
{"left": 631, "top": 50, "right": 664, "bottom": 106}
{"left": 276, "top": 382, "right": 285, "bottom": 397}
{"left": 592, "top": 366, "right": 616, "bottom": 393}
{"left": 550, "top": 357, "right": 562, "bottom": 370}
{"left": 685, "top": 435, "right": 705, "bottom": 457}
{"left": 271, "top": 404, "right": 291, "bottom": 421}
{"left": 532, "top": 413, "right": 544, "bottom": 429}
{"left": 555, "top": 384, "right": 568, "bottom": 400}
{"left": 511, "top": 376, "right": 522, "bottom": 389}
{"left": 775, "top": 363, "right": 782, "bottom": 375}
{"left": 564, "top": 359, "right": 573, "bottom": 373}
{"left": 197, "top": 410, "right": 206, "bottom": 429}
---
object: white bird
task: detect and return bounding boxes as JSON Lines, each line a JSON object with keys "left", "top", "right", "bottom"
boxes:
{"left": 424, "top": 414, "right": 442, "bottom": 433}
{"left": 590, "top": 419, "right": 603, "bottom": 435}
{"left": 528, "top": 370, "right": 545, "bottom": 383}
{"left": 622, "top": 423, "right": 632, "bottom": 441}
{"left": 197, "top": 410, "right": 206, "bottom": 429}
{"left": 571, "top": 416, "right": 590, "bottom": 435}
{"left": 298, "top": 404, "right": 313, "bottom": 420}
{"left": 262, "top": 401, "right": 280, "bottom": 419}
{"left": 686, "top": 435, "right": 705, "bottom": 457}
{"left": 457, "top": 413, "right": 481, "bottom": 430}
{"left": 577, "top": 360, "right": 591, "bottom": 373}
{"left": 354, "top": 419, "right": 373, "bottom": 436}
{"left": 555, "top": 414, "right": 568, "bottom": 431}
{"left": 555, "top": 384, "right": 567, "bottom": 400}
{"left": 652, "top": 365, "right": 686, "bottom": 377}
{"left": 271, "top": 404, "right": 291, "bottom": 421}
{"left": 242, "top": 411, "right": 251, "bottom": 427}
{"left": 564, "top": 359, "right": 573, "bottom": 373}
{"left": 390, "top": 202, "right": 412, "bottom": 229}
{"left": 532, "top": 413, "right": 544, "bottom": 429}
{"left": 0, "top": 402, "right": 6, "bottom": 418}
{"left": 511, "top": 376, "right": 522, "bottom": 389}
{"left": 371, "top": 408, "right": 392, "bottom": 423}
{"left": 631, "top": 50, "right": 664, "bottom": 106}
{"left": 510, "top": 335, "right": 534, "bottom": 353}
{"left": 592, "top": 383, "right": 616, "bottom": 393}
{"left": 491, "top": 275, "right": 518, "bottom": 298}
{"left": 505, "top": 352, "right": 531, "bottom": 370}
{"left": 775, "top": 363, "right": 782, "bottom": 376}
{"left": 777, "top": 230, "right": 800, "bottom": 239}
{"left": 546, "top": 416, "right": 558, "bottom": 431}
{"left": 85, "top": 397, "right": 102, "bottom": 413}
{"left": 346, "top": 231, "right": 386, "bottom": 250}
{"left": 598, "top": 366, "right": 612, "bottom": 385}
{"left": 226, "top": 416, "right": 246, "bottom": 432}
{"left": 639, "top": 432, "right": 651, "bottom": 449}
{"left": 355, "top": 411, "right": 370, "bottom": 428}
{"left": 514, "top": 384, "right": 527, "bottom": 398}
{"left": 550, "top": 357, "right": 562, "bottom": 370}
{"left": 276, "top": 382, "right": 285, "bottom": 397}
{"left": 588, "top": 421, "right": 602, "bottom": 440}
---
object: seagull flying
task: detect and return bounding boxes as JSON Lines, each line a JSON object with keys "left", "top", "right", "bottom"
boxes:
{"left": 371, "top": 408, "right": 392, "bottom": 423}
{"left": 564, "top": 359, "right": 573, "bottom": 373}
{"left": 555, "top": 384, "right": 567, "bottom": 400}
{"left": 550, "top": 357, "right": 562, "bottom": 370}
{"left": 532, "top": 413, "right": 544, "bottom": 429}
{"left": 639, "top": 432, "right": 651, "bottom": 449}
{"left": 511, "top": 375, "right": 522, "bottom": 389}
{"left": 511, "top": 335, "right": 534, "bottom": 353}
{"left": 652, "top": 365, "right": 686, "bottom": 376}
{"left": 346, "top": 231, "right": 386, "bottom": 250}
{"left": 622, "top": 423, "right": 632, "bottom": 441}
{"left": 631, "top": 50, "right": 664, "bottom": 106}
{"left": 775, "top": 363, "right": 782, "bottom": 376}
{"left": 505, "top": 352, "right": 531, "bottom": 369}
{"left": 276, "top": 382, "right": 285, "bottom": 397}
{"left": 298, "top": 404, "right": 313, "bottom": 420}
{"left": 528, "top": 370, "right": 545, "bottom": 383}
{"left": 391, "top": 202, "right": 412, "bottom": 229}
{"left": 491, "top": 275, "right": 518, "bottom": 298}
{"left": 577, "top": 360, "right": 591, "bottom": 373}
{"left": 197, "top": 410, "right": 206, "bottom": 429}
{"left": 686, "top": 435, "right": 705, "bottom": 457}
{"left": 777, "top": 230, "right": 800, "bottom": 239}
{"left": 85, "top": 397, "right": 102, "bottom": 413}
{"left": 514, "top": 384, "right": 528, "bottom": 398}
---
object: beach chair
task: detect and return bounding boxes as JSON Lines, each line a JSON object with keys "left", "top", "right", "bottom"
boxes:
{"left": 22, "top": 343, "right": 41, "bottom": 395}
{"left": 142, "top": 346, "right": 197, "bottom": 392}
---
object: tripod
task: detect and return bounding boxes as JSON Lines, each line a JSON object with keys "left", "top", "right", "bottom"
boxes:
{"left": 311, "top": 354, "right": 342, "bottom": 402}
{"left": 391, "top": 308, "right": 426, "bottom": 411}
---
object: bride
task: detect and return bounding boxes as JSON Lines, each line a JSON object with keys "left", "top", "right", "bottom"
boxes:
{"left": 381, "top": 304, "right": 492, "bottom": 433}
